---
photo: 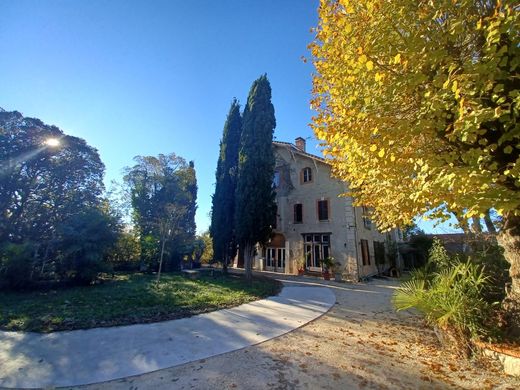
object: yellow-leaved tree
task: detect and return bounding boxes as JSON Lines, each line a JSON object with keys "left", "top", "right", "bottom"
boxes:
{"left": 310, "top": 0, "right": 519, "bottom": 326}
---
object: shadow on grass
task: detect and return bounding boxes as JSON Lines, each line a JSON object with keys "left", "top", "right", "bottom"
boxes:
{"left": 0, "top": 284, "right": 329, "bottom": 388}
{"left": 0, "top": 272, "right": 282, "bottom": 333}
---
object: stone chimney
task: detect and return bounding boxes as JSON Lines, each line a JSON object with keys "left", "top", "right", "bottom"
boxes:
{"left": 295, "top": 137, "right": 306, "bottom": 152}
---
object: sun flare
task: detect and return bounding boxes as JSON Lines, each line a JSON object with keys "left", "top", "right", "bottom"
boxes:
{"left": 45, "top": 138, "right": 60, "bottom": 147}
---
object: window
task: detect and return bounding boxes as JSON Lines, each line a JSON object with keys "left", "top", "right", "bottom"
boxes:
{"left": 301, "top": 167, "right": 313, "bottom": 183}
{"left": 294, "top": 203, "right": 303, "bottom": 223}
{"left": 317, "top": 199, "right": 329, "bottom": 221}
{"left": 361, "top": 239, "right": 370, "bottom": 266}
{"left": 303, "top": 233, "right": 331, "bottom": 269}
{"left": 273, "top": 171, "right": 280, "bottom": 188}
{"left": 362, "top": 206, "right": 372, "bottom": 229}
{"left": 374, "top": 241, "right": 386, "bottom": 265}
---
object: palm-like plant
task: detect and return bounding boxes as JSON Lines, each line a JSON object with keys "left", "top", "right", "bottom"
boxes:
{"left": 394, "top": 240, "right": 491, "bottom": 340}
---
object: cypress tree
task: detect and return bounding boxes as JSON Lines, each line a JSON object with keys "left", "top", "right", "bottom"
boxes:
{"left": 210, "top": 99, "right": 242, "bottom": 270}
{"left": 235, "top": 75, "right": 277, "bottom": 281}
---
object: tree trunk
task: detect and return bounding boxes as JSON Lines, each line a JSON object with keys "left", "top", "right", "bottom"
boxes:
{"left": 454, "top": 212, "right": 471, "bottom": 234}
{"left": 471, "top": 217, "right": 483, "bottom": 234}
{"left": 222, "top": 240, "right": 234, "bottom": 275}
{"left": 484, "top": 210, "right": 497, "bottom": 234}
{"left": 222, "top": 258, "right": 228, "bottom": 274}
{"left": 156, "top": 238, "right": 166, "bottom": 284}
{"left": 40, "top": 242, "right": 50, "bottom": 275}
{"left": 497, "top": 211, "right": 520, "bottom": 337}
{"left": 243, "top": 242, "right": 253, "bottom": 282}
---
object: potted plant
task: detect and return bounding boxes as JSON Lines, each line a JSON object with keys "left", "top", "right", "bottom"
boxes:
{"left": 321, "top": 256, "right": 334, "bottom": 280}
{"left": 296, "top": 257, "right": 305, "bottom": 276}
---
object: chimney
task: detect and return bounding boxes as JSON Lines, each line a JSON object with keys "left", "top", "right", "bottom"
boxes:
{"left": 295, "top": 137, "right": 306, "bottom": 152}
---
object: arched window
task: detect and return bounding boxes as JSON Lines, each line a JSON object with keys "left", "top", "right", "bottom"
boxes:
{"left": 301, "top": 167, "right": 312, "bottom": 183}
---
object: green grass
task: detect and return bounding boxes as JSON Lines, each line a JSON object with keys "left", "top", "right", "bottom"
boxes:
{"left": 0, "top": 273, "right": 281, "bottom": 332}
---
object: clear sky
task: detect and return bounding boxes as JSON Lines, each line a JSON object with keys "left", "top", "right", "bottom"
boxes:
{"left": 0, "top": 0, "right": 460, "bottom": 234}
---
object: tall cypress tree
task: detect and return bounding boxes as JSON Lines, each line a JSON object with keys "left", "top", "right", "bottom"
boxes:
{"left": 235, "top": 75, "right": 277, "bottom": 281}
{"left": 210, "top": 99, "right": 242, "bottom": 269}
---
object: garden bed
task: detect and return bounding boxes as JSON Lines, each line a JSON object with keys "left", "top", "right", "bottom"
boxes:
{"left": 0, "top": 273, "right": 281, "bottom": 332}
{"left": 475, "top": 340, "right": 520, "bottom": 377}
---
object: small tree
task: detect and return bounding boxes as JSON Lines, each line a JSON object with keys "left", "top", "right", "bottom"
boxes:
{"left": 235, "top": 75, "right": 277, "bottom": 281}
{"left": 156, "top": 204, "right": 187, "bottom": 283}
{"left": 196, "top": 231, "right": 214, "bottom": 264}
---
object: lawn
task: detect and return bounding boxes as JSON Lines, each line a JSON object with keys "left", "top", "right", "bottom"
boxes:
{"left": 0, "top": 273, "right": 281, "bottom": 332}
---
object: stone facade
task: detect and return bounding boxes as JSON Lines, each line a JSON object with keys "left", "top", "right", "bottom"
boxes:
{"left": 254, "top": 140, "right": 401, "bottom": 280}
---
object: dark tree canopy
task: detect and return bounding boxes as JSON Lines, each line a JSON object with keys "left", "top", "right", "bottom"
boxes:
{"left": 210, "top": 99, "right": 242, "bottom": 265}
{"left": 0, "top": 110, "right": 115, "bottom": 288}
{"left": 235, "top": 75, "right": 277, "bottom": 280}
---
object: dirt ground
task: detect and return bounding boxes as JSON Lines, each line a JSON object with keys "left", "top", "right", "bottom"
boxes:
{"left": 71, "top": 275, "right": 520, "bottom": 390}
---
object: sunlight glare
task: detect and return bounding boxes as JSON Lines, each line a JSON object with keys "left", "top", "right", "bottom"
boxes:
{"left": 45, "top": 138, "right": 60, "bottom": 147}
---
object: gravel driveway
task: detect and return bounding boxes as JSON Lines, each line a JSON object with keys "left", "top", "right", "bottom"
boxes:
{"left": 72, "top": 274, "right": 520, "bottom": 390}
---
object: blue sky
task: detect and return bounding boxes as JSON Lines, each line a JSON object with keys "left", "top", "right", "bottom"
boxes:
{"left": 0, "top": 0, "right": 460, "bottom": 234}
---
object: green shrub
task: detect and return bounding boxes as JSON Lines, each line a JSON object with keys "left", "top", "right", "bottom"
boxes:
{"left": 407, "top": 233, "right": 434, "bottom": 268}
{"left": 140, "top": 234, "right": 159, "bottom": 271}
{"left": 468, "top": 242, "right": 509, "bottom": 304}
{"left": 428, "top": 238, "right": 453, "bottom": 270}
{"left": 105, "top": 231, "right": 141, "bottom": 271}
{"left": 0, "top": 242, "right": 34, "bottom": 290}
{"left": 393, "top": 239, "right": 491, "bottom": 341}
{"left": 56, "top": 208, "right": 118, "bottom": 285}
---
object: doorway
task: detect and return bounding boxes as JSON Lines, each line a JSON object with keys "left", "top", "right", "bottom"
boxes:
{"left": 265, "top": 247, "right": 286, "bottom": 273}
{"left": 304, "top": 233, "right": 331, "bottom": 272}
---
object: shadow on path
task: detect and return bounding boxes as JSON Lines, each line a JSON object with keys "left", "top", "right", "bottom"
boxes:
{"left": 0, "top": 286, "right": 334, "bottom": 388}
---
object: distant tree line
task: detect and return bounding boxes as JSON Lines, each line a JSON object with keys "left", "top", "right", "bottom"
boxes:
{"left": 0, "top": 109, "right": 199, "bottom": 290}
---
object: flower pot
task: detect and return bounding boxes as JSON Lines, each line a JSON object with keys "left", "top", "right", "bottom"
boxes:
{"left": 322, "top": 270, "right": 331, "bottom": 280}
{"left": 298, "top": 269, "right": 305, "bottom": 276}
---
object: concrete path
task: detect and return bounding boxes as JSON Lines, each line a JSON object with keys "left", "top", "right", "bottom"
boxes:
{"left": 69, "top": 276, "right": 520, "bottom": 390}
{"left": 0, "top": 286, "right": 334, "bottom": 388}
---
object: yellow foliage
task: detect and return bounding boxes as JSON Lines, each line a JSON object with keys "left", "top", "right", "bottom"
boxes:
{"left": 310, "top": 0, "right": 520, "bottom": 229}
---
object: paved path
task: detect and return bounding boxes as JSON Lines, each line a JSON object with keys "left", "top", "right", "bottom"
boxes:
{"left": 69, "top": 275, "right": 520, "bottom": 390}
{"left": 0, "top": 286, "right": 334, "bottom": 388}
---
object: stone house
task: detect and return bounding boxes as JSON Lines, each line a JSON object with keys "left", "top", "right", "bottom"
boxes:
{"left": 253, "top": 137, "right": 401, "bottom": 280}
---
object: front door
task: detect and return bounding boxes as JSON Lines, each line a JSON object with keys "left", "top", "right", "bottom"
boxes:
{"left": 304, "top": 234, "right": 331, "bottom": 272}
{"left": 265, "top": 247, "right": 286, "bottom": 273}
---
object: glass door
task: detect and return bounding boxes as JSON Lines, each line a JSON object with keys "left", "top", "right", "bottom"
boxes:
{"left": 265, "top": 247, "right": 286, "bottom": 273}
{"left": 303, "top": 234, "right": 331, "bottom": 272}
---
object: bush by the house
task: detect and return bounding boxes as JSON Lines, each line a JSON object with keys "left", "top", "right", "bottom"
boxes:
{"left": 393, "top": 239, "right": 499, "bottom": 350}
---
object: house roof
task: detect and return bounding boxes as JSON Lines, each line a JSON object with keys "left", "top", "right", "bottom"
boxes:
{"left": 273, "top": 140, "right": 329, "bottom": 164}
